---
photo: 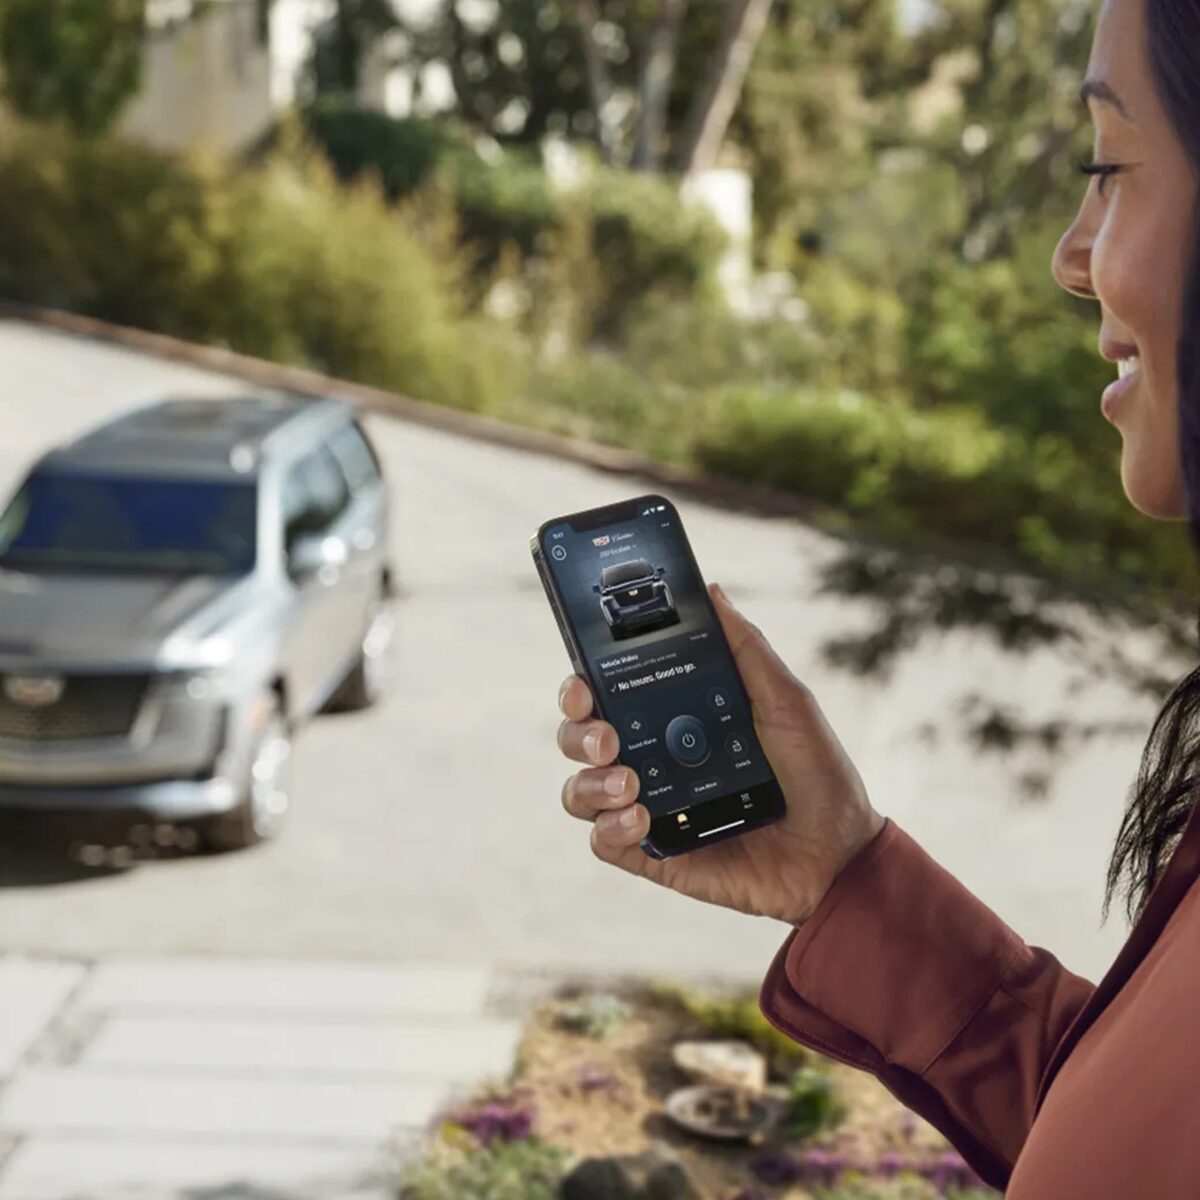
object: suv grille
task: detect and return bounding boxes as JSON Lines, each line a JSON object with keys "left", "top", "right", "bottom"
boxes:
{"left": 0, "top": 674, "right": 149, "bottom": 742}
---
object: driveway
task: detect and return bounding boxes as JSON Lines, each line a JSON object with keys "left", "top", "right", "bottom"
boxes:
{"left": 0, "top": 317, "right": 1158, "bottom": 985}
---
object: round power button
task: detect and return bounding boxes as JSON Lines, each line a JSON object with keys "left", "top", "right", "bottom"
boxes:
{"left": 664, "top": 715, "right": 710, "bottom": 767}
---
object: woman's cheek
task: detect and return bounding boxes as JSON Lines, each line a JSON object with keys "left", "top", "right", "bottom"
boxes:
{"left": 1089, "top": 211, "right": 1147, "bottom": 332}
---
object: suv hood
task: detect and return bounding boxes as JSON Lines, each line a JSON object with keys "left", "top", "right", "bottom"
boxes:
{"left": 0, "top": 566, "right": 256, "bottom": 666}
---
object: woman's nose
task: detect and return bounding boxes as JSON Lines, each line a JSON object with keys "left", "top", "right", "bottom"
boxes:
{"left": 1051, "top": 216, "right": 1097, "bottom": 300}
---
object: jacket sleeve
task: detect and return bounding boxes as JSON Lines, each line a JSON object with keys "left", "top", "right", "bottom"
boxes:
{"left": 757, "top": 816, "right": 1096, "bottom": 1193}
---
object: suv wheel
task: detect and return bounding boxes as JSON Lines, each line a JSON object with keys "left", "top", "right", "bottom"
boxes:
{"left": 326, "top": 587, "right": 394, "bottom": 712}
{"left": 200, "top": 697, "right": 292, "bottom": 852}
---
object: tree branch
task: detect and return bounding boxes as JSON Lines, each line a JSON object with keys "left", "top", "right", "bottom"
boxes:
{"left": 677, "top": 0, "right": 774, "bottom": 177}
{"left": 572, "top": 0, "right": 618, "bottom": 165}
{"left": 631, "top": 0, "right": 687, "bottom": 172}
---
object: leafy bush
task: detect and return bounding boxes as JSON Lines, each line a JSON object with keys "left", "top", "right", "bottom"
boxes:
{"left": 897, "top": 231, "right": 1117, "bottom": 454}
{"left": 399, "top": 1126, "right": 570, "bottom": 1200}
{"left": 555, "top": 992, "right": 632, "bottom": 1038}
{"left": 618, "top": 293, "right": 824, "bottom": 391}
{"left": 580, "top": 167, "right": 728, "bottom": 339}
{"left": 647, "top": 980, "right": 813, "bottom": 1077}
{"left": 0, "top": 115, "right": 524, "bottom": 414}
{"left": 294, "top": 96, "right": 471, "bottom": 200}
{"left": 783, "top": 1065, "right": 849, "bottom": 1140}
{"left": 690, "top": 382, "right": 1200, "bottom": 594}
{"left": 288, "top": 103, "right": 727, "bottom": 340}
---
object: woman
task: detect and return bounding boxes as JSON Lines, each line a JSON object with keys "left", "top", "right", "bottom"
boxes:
{"left": 553, "top": 0, "right": 1200, "bottom": 1194}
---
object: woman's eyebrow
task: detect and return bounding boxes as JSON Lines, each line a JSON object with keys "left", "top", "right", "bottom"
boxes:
{"left": 1079, "top": 78, "right": 1137, "bottom": 126}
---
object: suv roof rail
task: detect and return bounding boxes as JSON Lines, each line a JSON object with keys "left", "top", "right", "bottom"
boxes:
{"left": 44, "top": 392, "right": 351, "bottom": 477}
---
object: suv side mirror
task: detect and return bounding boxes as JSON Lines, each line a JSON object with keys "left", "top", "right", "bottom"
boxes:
{"left": 287, "top": 534, "right": 347, "bottom": 584}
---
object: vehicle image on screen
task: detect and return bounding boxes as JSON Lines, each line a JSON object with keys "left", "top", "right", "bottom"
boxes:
{"left": 0, "top": 392, "right": 396, "bottom": 851}
{"left": 593, "top": 558, "right": 679, "bottom": 641}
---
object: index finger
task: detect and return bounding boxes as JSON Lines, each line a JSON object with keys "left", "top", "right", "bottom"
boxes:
{"left": 558, "top": 674, "right": 594, "bottom": 721}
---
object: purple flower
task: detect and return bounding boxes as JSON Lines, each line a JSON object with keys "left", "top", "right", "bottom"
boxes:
{"left": 799, "top": 1148, "right": 849, "bottom": 1186}
{"left": 577, "top": 1063, "right": 616, "bottom": 1093}
{"left": 750, "top": 1149, "right": 802, "bottom": 1183}
{"left": 443, "top": 1096, "right": 539, "bottom": 1147}
{"left": 873, "top": 1150, "right": 908, "bottom": 1180}
{"left": 752, "top": 1145, "right": 855, "bottom": 1186}
{"left": 919, "top": 1151, "right": 982, "bottom": 1195}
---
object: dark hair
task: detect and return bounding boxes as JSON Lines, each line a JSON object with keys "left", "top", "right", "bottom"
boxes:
{"left": 1100, "top": 0, "right": 1200, "bottom": 928}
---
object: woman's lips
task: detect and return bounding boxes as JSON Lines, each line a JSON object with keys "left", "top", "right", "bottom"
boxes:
{"left": 1103, "top": 353, "right": 1141, "bottom": 418}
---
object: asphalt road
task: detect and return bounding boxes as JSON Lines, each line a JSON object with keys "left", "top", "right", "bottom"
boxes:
{"left": 0, "top": 319, "right": 1166, "bottom": 984}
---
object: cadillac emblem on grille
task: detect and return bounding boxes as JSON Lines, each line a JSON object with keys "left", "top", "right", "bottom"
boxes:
{"left": 3, "top": 675, "right": 66, "bottom": 708}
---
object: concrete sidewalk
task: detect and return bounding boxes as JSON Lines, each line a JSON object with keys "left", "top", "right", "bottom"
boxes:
{"left": 0, "top": 956, "right": 526, "bottom": 1200}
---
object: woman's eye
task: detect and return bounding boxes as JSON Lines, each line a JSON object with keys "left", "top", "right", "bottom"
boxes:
{"left": 1076, "top": 158, "right": 1122, "bottom": 198}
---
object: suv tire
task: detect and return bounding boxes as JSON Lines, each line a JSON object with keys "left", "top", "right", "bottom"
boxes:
{"left": 199, "top": 695, "right": 292, "bottom": 852}
{"left": 325, "top": 586, "right": 394, "bottom": 712}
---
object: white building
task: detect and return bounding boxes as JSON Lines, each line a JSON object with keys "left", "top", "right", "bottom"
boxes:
{"left": 118, "top": 0, "right": 445, "bottom": 154}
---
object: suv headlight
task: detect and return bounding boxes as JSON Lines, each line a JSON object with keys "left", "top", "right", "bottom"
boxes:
{"left": 159, "top": 668, "right": 239, "bottom": 704}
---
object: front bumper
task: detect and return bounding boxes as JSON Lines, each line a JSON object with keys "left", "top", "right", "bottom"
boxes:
{"left": 0, "top": 774, "right": 240, "bottom": 821}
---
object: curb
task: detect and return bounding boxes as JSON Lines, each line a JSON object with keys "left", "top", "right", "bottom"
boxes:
{"left": 0, "top": 301, "right": 825, "bottom": 522}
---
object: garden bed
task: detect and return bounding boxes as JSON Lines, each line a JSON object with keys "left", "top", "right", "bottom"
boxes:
{"left": 400, "top": 977, "right": 1001, "bottom": 1200}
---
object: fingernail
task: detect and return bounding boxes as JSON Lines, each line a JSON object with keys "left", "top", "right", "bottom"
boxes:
{"left": 619, "top": 806, "right": 640, "bottom": 828}
{"left": 711, "top": 582, "right": 728, "bottom": 604}
{"left": 584, "top": 729, "right": 602, "bottom": 758}
{"left": 604, "top": 770, "right": 626, "bottom": 797}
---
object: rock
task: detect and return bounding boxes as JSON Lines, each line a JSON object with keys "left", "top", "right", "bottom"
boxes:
{"left": 560, "top": 1145, "right": 705, "bottom": 1200}
{"left": 672, "top": 1040, "right": 767, "bottom": 1094}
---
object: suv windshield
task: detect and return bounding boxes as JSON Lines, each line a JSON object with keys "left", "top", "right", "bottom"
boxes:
{"left": 604, "top": 560, "right": 653, "bottom": 588}
{"left": 0, "top": 468, "right": 258, "bottom": 575}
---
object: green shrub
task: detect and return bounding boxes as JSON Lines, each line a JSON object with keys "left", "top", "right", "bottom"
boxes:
{"left": 294, "top": 96, "right": 472, "bottom": 201}
{"left": 555, "top": 992, "right": 632, "bottom": 1038}
{"left": 288, "top": 104, "right": 727, "bottom": 340}
{"left": 450, "top": 156, "right": 727, "bottom": 340}
{"left": 898, "top": 232, "right": 1117, "bottom": 454}
{"left": 690, "top": 382, "right": 1200, "bottom": 593}
{"left": 581, "top": 166, "right": 728, "bottom": 339}
{"left": 0, "top": 115, "right": 525, "bottom": 414}
{"left": 783, "top": 1065, "right": 849, "bottom": 1140}
{"left": 399, "top": 1127, "right": 570, "bottom": 1200}
{"left": 619, "top": 293, "right": 825, "bottom": 391}
{"left": 779, "top": 254, "right": 912, "bottom": 398}
{"left": 647, "top": 980, "right": 813, "bottom": 1077}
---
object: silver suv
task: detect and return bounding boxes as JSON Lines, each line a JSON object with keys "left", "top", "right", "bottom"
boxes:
{"left": 0, "top": 393, "right": 395, "bottom": 850}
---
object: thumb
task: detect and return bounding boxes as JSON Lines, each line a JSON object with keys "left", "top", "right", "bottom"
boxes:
{"left": 708, "top": 582, "right": 803, "bottom": 714}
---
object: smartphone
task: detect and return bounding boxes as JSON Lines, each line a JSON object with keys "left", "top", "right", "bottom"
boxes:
{"left": 531, "top": 493, "right": 787, "bottom": 858}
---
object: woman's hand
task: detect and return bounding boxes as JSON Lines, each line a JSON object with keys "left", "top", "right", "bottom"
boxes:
{"left": 557, "top": 582, "right": 887, "bottom": 926}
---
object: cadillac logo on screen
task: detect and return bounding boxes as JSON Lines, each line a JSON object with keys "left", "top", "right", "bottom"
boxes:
{"left": 592, "top": 535, "right": 611, "bottom": 547}
{"left": 3, "top": 675, "right": 65, "bottom": 708}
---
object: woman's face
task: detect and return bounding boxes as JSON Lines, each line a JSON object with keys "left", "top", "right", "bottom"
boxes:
{"left": 1051, "top": 0, "right": 1198, "bottom": 519}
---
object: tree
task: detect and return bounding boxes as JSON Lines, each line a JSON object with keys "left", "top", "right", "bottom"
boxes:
{"left": 0, "top": 0, "right": 147, "bottom": 136}
{"left": 384, "top": 0, "right": 775, "bottom": 175}
{"left": 677, "top": 0, "right": 774, "bottom": 175}
{"left": 631, "top": 0, "right": 687, "bottom": 171}
{"left": 313, "top": 0, "right": 399, "bottom": 93}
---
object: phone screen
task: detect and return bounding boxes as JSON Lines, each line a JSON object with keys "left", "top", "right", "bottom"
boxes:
{"left": 538, "top": 497, "right": 778, "bottom": 825}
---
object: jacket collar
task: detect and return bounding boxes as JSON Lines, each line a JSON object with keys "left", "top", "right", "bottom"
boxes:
{"left": 1034, "top": 795, "right": 1200, "bottom": 1116}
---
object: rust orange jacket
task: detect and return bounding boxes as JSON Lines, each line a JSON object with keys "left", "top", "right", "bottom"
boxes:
{"left": 758, "top": 804, "right": 1200, "bottom": 1196}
